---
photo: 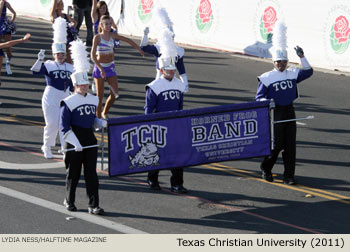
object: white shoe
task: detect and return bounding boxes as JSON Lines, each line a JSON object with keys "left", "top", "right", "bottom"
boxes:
{"left": 42, "top": 146, "right": 53, "bottom": 159}
{"left": 6, "top": 63, "right": 12, "bottom": 75}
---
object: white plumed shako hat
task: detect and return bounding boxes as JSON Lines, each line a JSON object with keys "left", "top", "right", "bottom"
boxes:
{"left": 157, "top": 29, "right": 177, "bottom": 70}
{"left": 270, "top": 21, "right": 288, "bottom": 61}
{"left": 52, "top": 17, "right": 67, "bottom": 54}
{"left": 70, "top": 39, "right": 91, "bottom": 86}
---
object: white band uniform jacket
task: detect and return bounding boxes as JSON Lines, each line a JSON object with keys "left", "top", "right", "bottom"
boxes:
{"left": 145, "top": 76, "right": 186, "bottom": 114}
{"left": 256, "top": 59, "right": 313, "bottom": 106}
{"left": 60, "top": 93, "right": 99, "bottom": 135}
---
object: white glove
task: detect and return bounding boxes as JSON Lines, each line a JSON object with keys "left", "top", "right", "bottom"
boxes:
{"left": 94, "top": 118, "right": 107, "bottom": 130}
{"left": 180, "top": 73, "right": 189, "bottom": 93}
{"left": 38, "top": 49, "right": 45, "bottom": 60}
{"left": 140, "top": 27, "right": 149, "bottom": 47}
{"left": 64, "top": 130, "right": 83, "bottom": 152}
{"left": 31, "top": 50, "right": 45, "bottom": 72}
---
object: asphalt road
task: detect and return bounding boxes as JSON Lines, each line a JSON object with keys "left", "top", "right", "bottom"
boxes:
{"left": 0, "top": 17, "right": 349, "bottom": 234}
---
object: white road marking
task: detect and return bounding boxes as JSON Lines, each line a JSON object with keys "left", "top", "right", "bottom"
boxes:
{"left": 0, "top": 185, "right": 147, "bottom": 234}
{"left": 0, "top": 160, "right": 65, "bottom": 169}
{"left": 0, "top": 158, "right": 108, "bottom": 170}
{"left": 297, "top": 122, "right": 307, "bottom": 126}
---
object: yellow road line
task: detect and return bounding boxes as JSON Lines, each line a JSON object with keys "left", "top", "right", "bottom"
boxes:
{"left": 205, "top": 163, "right": 350, "bottom": 205}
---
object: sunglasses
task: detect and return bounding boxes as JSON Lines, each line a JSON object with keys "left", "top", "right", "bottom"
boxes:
{"left": 275, "top": 60, "right": 288, "bottom": 63}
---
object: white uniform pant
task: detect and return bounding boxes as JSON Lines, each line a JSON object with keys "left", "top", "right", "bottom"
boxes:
{"left": 42, "top": 86, "right": 70, "bottom": 149}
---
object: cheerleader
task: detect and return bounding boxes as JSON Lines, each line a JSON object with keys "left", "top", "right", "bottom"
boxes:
{"left": 50, "top": 0, "right": 77, "bottom": 63}
{"left": 60, "top": 39, "right": 106, "bottom": 215}
{"left": 0, "top": 0, "right": 16, "bottom": 75}
{"left": 91, "top": 0, "right": 117, "bottom": 35}
{"left": 90, "top": 0, "right": 119, "bottom": 95}
{"left": 0, "top": 33, "right": 30, "bottom": 86}
{"left": 31, "top": 17, "right": 73, "bottom": 159}
{"left": 90, "top": 15, "right": 144, "bottom": 119}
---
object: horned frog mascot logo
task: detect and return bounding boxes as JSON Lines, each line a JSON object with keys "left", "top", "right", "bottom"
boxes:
{"left": 129, "top": 141, "right": 160, "bottom": 168}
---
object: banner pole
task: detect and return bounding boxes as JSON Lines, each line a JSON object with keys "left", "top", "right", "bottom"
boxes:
{"left": 269, "top": 99, "right": 275, "bottom": 151}
{"left": 274, "top": 115, "right": 314, "bottom": 124}
{"left": 101, "top": 128, "right": 105, "bottom": 171}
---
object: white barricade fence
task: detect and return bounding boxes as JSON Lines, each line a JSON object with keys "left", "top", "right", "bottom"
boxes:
{"left": 11, "top": 0, "right": 350, "bottom": 72}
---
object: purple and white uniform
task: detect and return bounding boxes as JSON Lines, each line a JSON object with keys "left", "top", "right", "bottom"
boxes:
{"left": 92, "top": 35, "right": 117, "bottom": 78}
{"left": 60, "top": 93, "right": 98, "bottom": 137}
{"left": 256, "top": 58, "right": 313, "bottom": 106}
{"left": 33, "top": 60, "right": 74, "bottom": 149}
{"left": 60, "top": 93, "right": 100, "bottom": 208}
{"left": 144, "top": 76, "right": 185, "bottom": 114}
{"left": 256, "top": 57, "right": 313, "bottom": 180}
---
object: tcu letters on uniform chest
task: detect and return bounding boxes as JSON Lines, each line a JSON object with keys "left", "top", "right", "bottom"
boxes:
{"left": 76, "top": 105, "right": 96, "bottom": 116}
{"left": 162, "top": 90, "right": 181, "bottom": 100}
{"left": 52, "top": 70, "right": 71, "bottom": 80}
{"left": 272, "top": 79, "right": 294, "bottom": 91}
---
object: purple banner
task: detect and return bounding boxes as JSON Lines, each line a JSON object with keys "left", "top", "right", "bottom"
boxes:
{"left": 108, "top": 101, "right": 271, "bottom": 177}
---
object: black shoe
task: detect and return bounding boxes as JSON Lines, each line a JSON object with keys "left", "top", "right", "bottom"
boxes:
{"left": 261, "top": 169, "right": 274, "bottom": 182}
{"left": 171, "top": 185, "right": 188, "bottom": 194}
{"left": 63, "top": 199, "right": 77, "bottom": 212}
{"left": 88, "top": 206, "right": 105, "bottom": 215}
{"left": 147, "top": 179, "right": 161, "bottom": 190}
{"left": 283, "top": 177, "right": 297, "bottom": 185}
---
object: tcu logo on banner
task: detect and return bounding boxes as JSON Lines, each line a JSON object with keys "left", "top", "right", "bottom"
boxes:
{"left": 121, "top": 125, "right": 168, "bottom": 168}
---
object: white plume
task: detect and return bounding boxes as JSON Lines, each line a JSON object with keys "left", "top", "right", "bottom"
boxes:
{"left": 52, "top": 17, "right": 67, "bottom": 44}
{"left": 152, "top": 7, "right": 173, "bottom": 31}
{"left": 272, "top": 21, "right": 287, "bottom": 49}
{"left": 157, "top": 28, "right": 177, "bottom": 59}
{"left": 70, "top": 39, "right": 90, "bottom": 73}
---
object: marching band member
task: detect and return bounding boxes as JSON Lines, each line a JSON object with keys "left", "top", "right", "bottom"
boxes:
{"left": 0, "top": 0, "right": 16, "bottom": 75}
{"left": 256, "top": 22, "right": 313, "bottom": 185}
{"left": 140, "top": 7, "right": 189, "bottom": 92}
{"left": 144, "top": 29, "right": 187, "bottom": 193}
{"left": 90, "top": 15, "right": 144, "bottom": 119}
{"left": 50, "top": 0, "right": 77, "bottom": 64}
{"left": 31, "top": 17, "right": 73, "bottom": 159}
{"left": 60, "top": 39, "right": 106, "bottom": 215}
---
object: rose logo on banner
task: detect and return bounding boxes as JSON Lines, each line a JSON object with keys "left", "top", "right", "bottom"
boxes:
{"left": 260, "top": 6, "right": 277, "bottom": 43}
{"left": 330, "top": 15, "right": 350, "bottom": 54}
{"left": 40, "top": 0, "right": 51, "bottom": 7}
{"left": 195, "top": 0, "right": 214, "bottom": 33}
{"left": 138, "top": 0, "right": 154, "bottom": 23}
